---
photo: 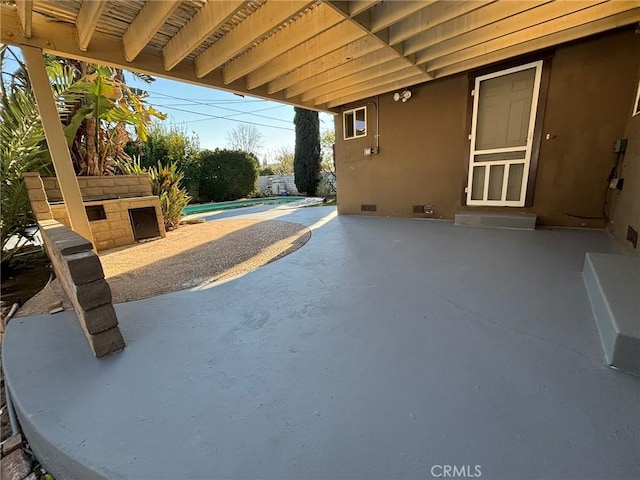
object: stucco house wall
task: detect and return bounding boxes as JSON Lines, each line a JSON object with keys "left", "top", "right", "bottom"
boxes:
{"left": 334, "top": 28, "right": 639, "bottom": 233}
{"left": 608, "top": 63, "right": 640, "bottom": 256}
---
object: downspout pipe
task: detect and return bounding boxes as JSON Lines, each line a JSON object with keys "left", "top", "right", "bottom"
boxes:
{"left": 365, "top": 97, "right": 380, "bottom": 153}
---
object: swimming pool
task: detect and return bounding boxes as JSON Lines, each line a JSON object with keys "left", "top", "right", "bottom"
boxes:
{"left": 183, "top": 196, "right": 305, "bottom": 215}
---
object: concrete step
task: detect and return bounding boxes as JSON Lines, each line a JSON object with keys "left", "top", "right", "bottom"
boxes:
{"left": 582, "top": 253, "right": 640, "bottom": 375}
{"left": 454, "top": 211, "right": 537, "bottom": 230}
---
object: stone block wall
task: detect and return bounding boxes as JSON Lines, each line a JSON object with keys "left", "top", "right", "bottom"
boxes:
{"left": 41, "top": 175, "right": 152, "bottom": 201}
{"left": 23, "top": 173, "right": 166, "bottom": 252}
{"left": 49, "top": 197, "right": 166, "bottom": 251}
{"left": 22, "top": 172, "right": 53, "bottom": 222}
{"left": 38, "top": 219, "right": 125, "bottom": 358}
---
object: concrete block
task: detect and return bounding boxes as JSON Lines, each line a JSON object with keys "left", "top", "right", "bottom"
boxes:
{"left": 46, "top": 188, "right": 63, "bottom": 200}
{"left": 128, "top": 184, "right": 151, "bottom": 194}
{"left": 22, "top": 174, "right": 44, "bottom": 189}
{"left": 89, "top": 221, "right": 112, "bottom": 233}
{"left": 114, "top": 237, "right": 133, "bottom": 248}
{"left": 0, "top": 449, "right": 30, "bottom": 480}
{"left": 82, "top": 187, "right": 104, "bottom": 197}
{"left": 115, "top": 176, "right": 142, "bottom": 186}
{"left": 1, "top": 434, "right": 23, "bottom": 455}
{"left": 89, "top": 326, "right": 126, "bottom": 358}
{"left": 583, "top": 253, "right": 640, "bottom": 375}
{"left": 33, "top": 211, "right": 53, "bottom": 221}
{"left": 41, "top": 177, "right": 58, "bottom": 188}
{"left": 111, "top": 186, "right": 131, "bottom": 195}
{"left": 39, "top": 220, "right": 92, "bottom": 255}
{"left": 26, "top": 188, "right": 47, "bottom": 201}
{"left": 103, "top": 202, "right": 122, "bottom": 213}
{"left": 95, "top": 229, "right": 126, "bottom": 242}
{"left": 88, "top": 178, "right": 115, "bottom": 188}
{"left": 80, "top": 303, "right": 118, "bottom": 334}
{"left": 66, "top": 251, "right": 105, "bottom": 285}
{"left": 31, "top": 201, "right": 51, "bottom": 214}
{"left": 74, "top": 280, "right": 112, "bottom": 311}
{"left": 109, "top": 220, "right": 132, "bottom": 231}
{"left": 96, "top": 239, "right": 115, "bottom": 251}
{"left": 76, "top": 178, "right": 88, "bottom": 188}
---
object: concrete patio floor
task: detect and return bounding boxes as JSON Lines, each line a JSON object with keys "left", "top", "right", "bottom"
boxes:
{"left": 3, "top": 206, "right": 639, "bottom": 480}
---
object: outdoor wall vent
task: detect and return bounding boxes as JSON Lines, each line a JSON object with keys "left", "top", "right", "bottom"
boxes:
{"left": 361, "top": 204, "right": 377, "bottom": 212}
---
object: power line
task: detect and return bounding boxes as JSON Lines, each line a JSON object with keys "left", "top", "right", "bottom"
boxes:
{"left": 145, "top": 89, "right": 292, "bottom": 124}
{"left": 151, "top": 104, "right": 294, "bottom": 131}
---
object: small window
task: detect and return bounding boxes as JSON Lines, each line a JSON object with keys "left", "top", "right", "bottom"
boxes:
{"left": 343, "top": 106, "right": 367, "bottom": 140}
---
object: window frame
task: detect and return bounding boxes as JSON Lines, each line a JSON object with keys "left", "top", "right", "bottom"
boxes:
{"left": 343, "top": 106, "right": 367, "bottom": 140}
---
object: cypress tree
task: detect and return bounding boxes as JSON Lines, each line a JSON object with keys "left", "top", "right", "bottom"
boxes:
{"left": 293, "top": 107, "right": 321, "bottom": 196}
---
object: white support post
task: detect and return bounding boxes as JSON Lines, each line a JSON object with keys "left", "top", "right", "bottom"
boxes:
{"left": 21, "top": 46, "right": 94, "bottom": 248}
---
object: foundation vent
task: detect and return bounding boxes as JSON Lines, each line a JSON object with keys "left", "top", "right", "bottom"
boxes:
{"left": 413, "top": 205, "right": 434, "bottom": 216}
{"left": 361, "top": 204, "right": 377, "bottom": 212}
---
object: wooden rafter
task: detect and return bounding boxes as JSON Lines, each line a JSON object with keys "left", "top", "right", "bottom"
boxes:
{"left": 284, "top": 48, "right": 398, "bottom": 98}
{"left": 324, "top": 1, "right": 427, "bottom": 74}
{"left": 432, "top": 7, "right": 640, "bottom": 77}
{"left": 324, "top": 71, "right": 430, "bottom": 108}
{"left": 425, "top": 1, "right": 640, "bottom": 72}
{"left": 123, "top": 1, "right": 180, "bottom": 62}
{"left": 316, "top": 67, "right": 429, "bottom": 106}
{"left": 267, "top": 36, "right": 384, "bottom": 94}
{"left": 163, "top": 0, "right": 246, "bottom": 71}
{"left": 300, "top": 58, "right": 409, "bottom": 103}
{"left": 415, "top": 0, "right": 607, "bottom": 65}
{"left": 0, "top": 4, "right": 327, "bottom": 112}
{"left": 14, "top": 0, "right": 32, "bottom": 38}
{"left": 222, "top": 3, "right": 344, "bottom": 84}
{"left": 76, "top": 0, "right": 107, "bottom": 51}
{"left": 246, "top": 21, "right": 367, "bottom": 89}
{"left": 195, "top": 1, "right": 314, "bottom": 78}
{"left": 387, "top": 0, "right": 495, "bottom": 46}
{"left": 403, "top": 0, "right": 546, "bottom": 55}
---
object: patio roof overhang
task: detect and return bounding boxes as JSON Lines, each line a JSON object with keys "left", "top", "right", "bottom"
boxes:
{"left": 2, "top": 0, "right": 639, "bottom": 113}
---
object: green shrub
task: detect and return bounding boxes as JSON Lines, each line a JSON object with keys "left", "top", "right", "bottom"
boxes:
{"left": 148, "top": 161, "right": 191, "bottom": 229}
{"left": 259, "top": 166, "right": 275, "bottom": 176}
{"left": 198, "top": 149, "right": 258, "bottom": 202}
{"left": 119, "top": 157, "right": 190, "bottom": 229}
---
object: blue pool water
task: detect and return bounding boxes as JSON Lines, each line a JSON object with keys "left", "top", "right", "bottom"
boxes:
{"left": 183, "top": 196, "right": 305, "bottom": 215}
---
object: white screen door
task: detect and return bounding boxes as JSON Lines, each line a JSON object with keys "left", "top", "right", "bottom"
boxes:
{"left": 467, "top": 61, "right": 543, "bottom": 206}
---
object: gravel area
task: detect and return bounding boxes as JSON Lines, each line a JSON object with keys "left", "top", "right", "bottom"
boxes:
{"left": 17, "top": 219, "right": 311, "bottom": 317}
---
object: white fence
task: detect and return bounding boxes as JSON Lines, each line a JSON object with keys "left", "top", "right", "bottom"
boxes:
{"left": 257, "top": 175, "right": 299, "bottom": 196}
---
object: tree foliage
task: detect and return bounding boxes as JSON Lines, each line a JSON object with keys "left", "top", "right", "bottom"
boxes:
{"left": 48, "top": 59, "right": 165, "bottom": 175}
{"left": 293, "top": 108, "right": 321, "bottom": 195}
{"left": 127, "top": 122, "right": 201, "bottom": 197}
{"left": 225, "top": 124, "right": 263, "bottom": 157}
{"left": 0, "top": 47, "right": 53, "bottom": 268}
{"left": 198, "top": 149, "right": 258, "bottom": 202}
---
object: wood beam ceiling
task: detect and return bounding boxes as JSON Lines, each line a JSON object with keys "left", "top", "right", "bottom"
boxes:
{"left": 2, "top": 0, "right": 638, "bottom": 112}
{"left": 195, "top": 1, "right": 314, "bottom": 78}
{"left": 222, "top": 3, "right": 344, "bottom": 84}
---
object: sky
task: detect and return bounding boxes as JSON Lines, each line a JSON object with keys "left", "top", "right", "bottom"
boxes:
{"left": 127, "top": 74, "right": 336, "bottom": 163}
{"left": 2, "top": 52, "right": 335, "bottom": 164}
